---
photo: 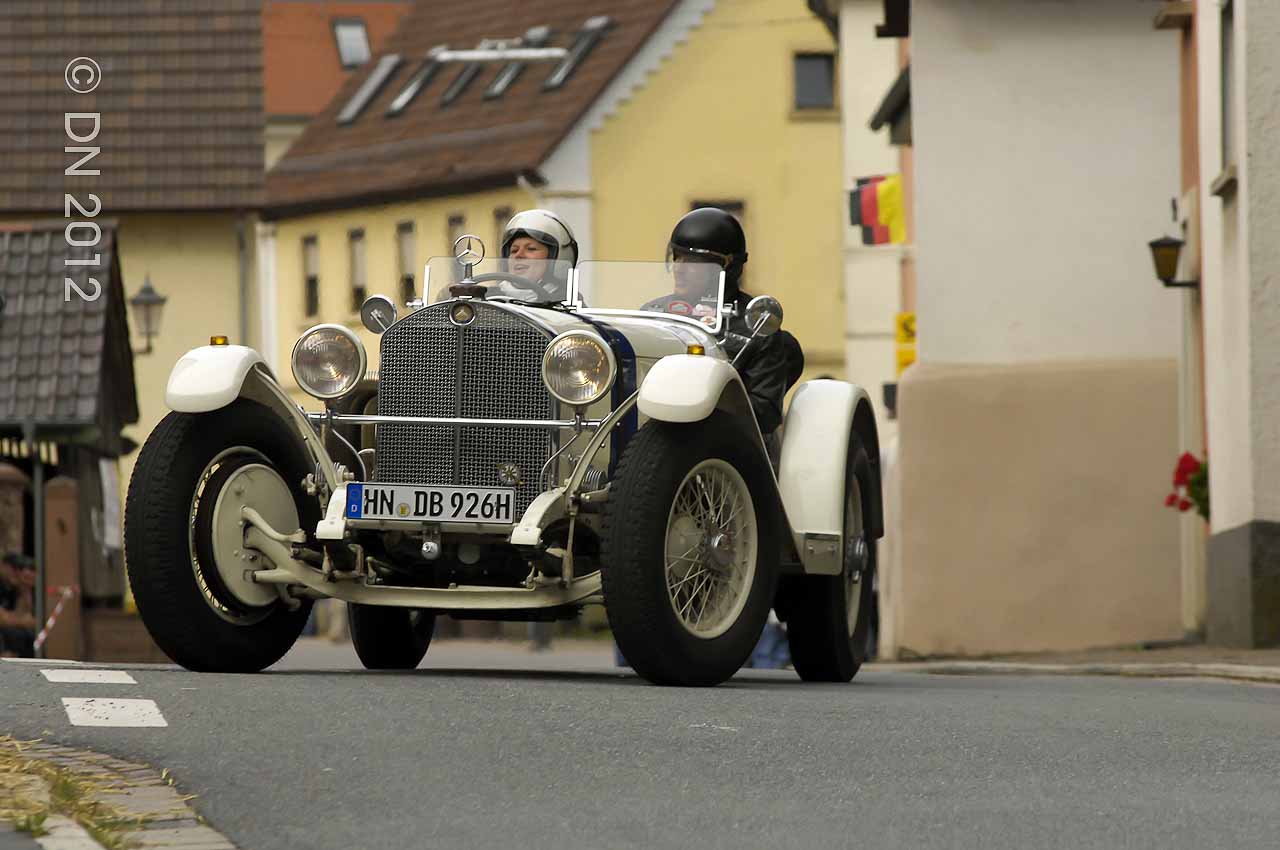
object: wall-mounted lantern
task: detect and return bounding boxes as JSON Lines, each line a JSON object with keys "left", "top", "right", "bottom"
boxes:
{"left": 128, "top": 275, "right": 168, "bottom": 355}
{"left": 1147, "top": 236, "right": 1199, "bottom": 289}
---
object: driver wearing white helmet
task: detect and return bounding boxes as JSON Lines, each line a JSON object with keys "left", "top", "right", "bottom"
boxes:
{"left": 495, "top": 209, "right": 578, "bottom": 302}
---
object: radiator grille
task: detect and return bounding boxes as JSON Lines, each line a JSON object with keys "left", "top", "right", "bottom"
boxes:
{"left": 375, "top": 302, "right": 554, "bottom": 515}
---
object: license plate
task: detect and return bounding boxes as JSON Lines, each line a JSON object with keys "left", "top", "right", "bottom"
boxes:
{"left": 345, "top": 483, "right": 516, "bottom": 524}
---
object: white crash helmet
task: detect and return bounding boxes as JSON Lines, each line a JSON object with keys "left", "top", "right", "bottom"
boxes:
{"left": 500, "top": 209, "right": 579, "bottom": 268}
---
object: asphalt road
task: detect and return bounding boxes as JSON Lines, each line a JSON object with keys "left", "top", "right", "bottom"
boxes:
{"left": 3, "top": 645, "right": 1280, "bottom": 850}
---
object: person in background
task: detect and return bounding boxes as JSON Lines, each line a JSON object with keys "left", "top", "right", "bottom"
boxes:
{"left": 0, "top": 552, "right": 37, "bottom": 658}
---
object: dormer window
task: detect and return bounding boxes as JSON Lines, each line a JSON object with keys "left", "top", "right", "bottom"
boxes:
{"left": 333, "top": 19, "right": 371, "bottom": 69}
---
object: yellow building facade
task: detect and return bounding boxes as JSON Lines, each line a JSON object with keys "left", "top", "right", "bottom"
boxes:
{"left": 264, "top": 0, "right": 844, "bottom": 387}
{"left": 111, "top": 213, "right": 254, "bottom": 503}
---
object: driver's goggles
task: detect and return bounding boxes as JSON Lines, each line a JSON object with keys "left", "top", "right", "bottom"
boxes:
{"left": 666, "top": 246, "right": 732, "bottom": 268}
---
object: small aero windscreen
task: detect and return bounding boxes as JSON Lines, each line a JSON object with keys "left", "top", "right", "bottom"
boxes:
{"left": 424, "top": 256, "right": 574, "bottom": 304}
{"left": 573, "top": 260, "right": 726, "bottom": 333}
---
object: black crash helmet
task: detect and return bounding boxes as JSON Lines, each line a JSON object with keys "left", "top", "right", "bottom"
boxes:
{"left": 666, "top": 207, "right": 749, "bottom": 299}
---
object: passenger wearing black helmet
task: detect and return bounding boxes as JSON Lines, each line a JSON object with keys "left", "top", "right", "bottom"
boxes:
{"left": 496, "top": 208, "right": 578, "bottom": 302}
{"left": 643, "top": 207, "right": 805, "bottom": 435}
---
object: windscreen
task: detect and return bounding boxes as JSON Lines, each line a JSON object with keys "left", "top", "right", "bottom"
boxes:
{"left": 423, "top": 256, "right": 574, "bottom": 304}
{"left": 572, "top": 260, "right": 726, "bottom": 333}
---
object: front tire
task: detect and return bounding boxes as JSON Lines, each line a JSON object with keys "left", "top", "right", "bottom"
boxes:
{"left": 783, "top": 440, "right": 877, "bottom": 682}
{"left": 348, "top": 604, "right": 435, "bottom": 670}
{"left": 124, "top": 400, "right": 318, "bottom": 672}
{"left": 602, "top": 413, "right": 779, "bottom": 686}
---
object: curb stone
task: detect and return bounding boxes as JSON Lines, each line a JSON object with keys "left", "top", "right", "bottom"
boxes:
{"left": 871, "top": 660, "right": 1280, "bottom": 685}
{"left": 2, "top": 741, "right": 237, "bottom": 850}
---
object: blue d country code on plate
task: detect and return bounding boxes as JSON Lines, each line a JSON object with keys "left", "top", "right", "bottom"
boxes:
{"left": 345, "top": 483, "right": 516, "bottom": 523}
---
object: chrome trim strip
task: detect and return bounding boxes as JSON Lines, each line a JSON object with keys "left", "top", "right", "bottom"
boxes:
{"left": 306, "top": 412, "right": 602, "bottom": 429}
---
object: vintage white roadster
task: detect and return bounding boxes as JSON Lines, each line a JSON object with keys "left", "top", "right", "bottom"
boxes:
{"left": 124, "top": 237, "right": 883, "bottom": 686}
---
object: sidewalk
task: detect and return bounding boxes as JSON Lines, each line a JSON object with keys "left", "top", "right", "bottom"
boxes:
{"left": 874, "top": 644, "right": 1280, "bottom": 686}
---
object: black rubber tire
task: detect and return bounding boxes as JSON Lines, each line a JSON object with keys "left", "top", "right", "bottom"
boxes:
{"left": 124, "top": 399, "right": 319, "bottom": 672}
{"left": 347, "top": 604, "right": 435, "bottom": 670}
{"left": 784, "top": 440, "right": 877, "bottom": 683}
{"left": 601, "top": 413, "right": 779, "bottom": 686}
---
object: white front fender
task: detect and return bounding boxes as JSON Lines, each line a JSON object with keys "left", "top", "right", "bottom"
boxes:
{"left": 637, "top": 355, "right": 743, "bottom": 423}
{"left": 166, "top": 344, "right": 270, "bottom": 413}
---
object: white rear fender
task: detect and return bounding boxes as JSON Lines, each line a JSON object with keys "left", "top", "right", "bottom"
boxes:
{"left": 778, "top": 380, "right": 882, "bottom": 571}
{"left": 166, "top": 344, "right": 269, "bottom": 413}
{"left": 637, "top": 355, "right": 745, "bottom": 423}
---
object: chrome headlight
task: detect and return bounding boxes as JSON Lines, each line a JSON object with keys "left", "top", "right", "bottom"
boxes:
{"left": 541, "top": 331, "right": 616, "bottom": 407}
{"left": 291, "top": 324, "right": 367, "bottom": 400}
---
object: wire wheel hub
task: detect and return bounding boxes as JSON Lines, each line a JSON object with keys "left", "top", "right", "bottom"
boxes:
{"left": 664, "top": 459, "right": 758, "bottom": 640}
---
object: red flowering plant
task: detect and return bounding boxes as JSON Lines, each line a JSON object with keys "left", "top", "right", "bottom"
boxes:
{"left": 1165, "top": 452, "right": 1209, "bottom": 520}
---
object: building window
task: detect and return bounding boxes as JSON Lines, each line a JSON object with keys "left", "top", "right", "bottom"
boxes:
{"left": 396, "top": 221, "right": 416, "bottom": 304}
{"left": 302, "top": 235, "right": 319, "bottom": 317}
{"left": 1220, "top": 0, "right": 1235, "bottom": 167}
{"left": 447, "top": 214, "right": 467, "bottom": 253}
{"left": 333, "top": 19, "right": 371, "bottom": 69}
{"left": 492, "top": 206, "right": 514, "bottom": 251}
{"left": 793, "top": 53, "right": 835, "bottom": 110}
{"left": 348, "top": 228, "right": 366, "bottom": 313}
{"left": 690, "top": 200, "right": 745, "bottom": 227}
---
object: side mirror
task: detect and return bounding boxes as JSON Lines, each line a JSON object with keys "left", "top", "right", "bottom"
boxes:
{"left": 744, "top": 295, "right": 783, "bottom": 337}
{"left": 360, "top": 294, "right": 398, "bottom": 334}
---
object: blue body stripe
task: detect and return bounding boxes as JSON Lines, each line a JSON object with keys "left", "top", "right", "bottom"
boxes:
{"left": 574, "top": 317, "right": 637, "bottom": 474}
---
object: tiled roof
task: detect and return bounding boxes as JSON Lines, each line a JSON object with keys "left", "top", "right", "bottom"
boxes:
{"left": 0, "top": 220, "right": 138, "bottom": 452}
{"left": 0, "top": 1, "right": 265, "bottom": 213}
{"left": 264, "top": 1, "right": 412, "bottom": 118}
{"left": 266, "top": 0, "right": 679, "bottom": 218}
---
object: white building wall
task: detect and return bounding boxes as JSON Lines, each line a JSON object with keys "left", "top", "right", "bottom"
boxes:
{"left": 912, "top": 0, "right": 1181, "bottom": 365}
{"left": 837, "top": 1, "right": 901, "bottom": 424}
{"left": 1196, "top": 0, "right": 1254, "bottom": 533}
{"left": 1242, "top": 0, "right": 1280, "bottom": 525}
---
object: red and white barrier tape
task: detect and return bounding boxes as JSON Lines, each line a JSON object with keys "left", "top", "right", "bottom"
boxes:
{"left": 33, "top": 586, "right": 76, "bottom": 652}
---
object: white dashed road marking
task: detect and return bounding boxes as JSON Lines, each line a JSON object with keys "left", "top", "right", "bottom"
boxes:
{"left": 41, "top": 668, "right": 137, "bottom": 684}
{"left": 62, "top": 697, "right": 168, "bottom": 728}
{"left": 3, "top": 656, "right": 83, "bottom": 665}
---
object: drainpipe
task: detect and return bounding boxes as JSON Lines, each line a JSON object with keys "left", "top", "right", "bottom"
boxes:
{"left": 237, "top": 215, "right": 250, "bottom": 345}
{"left": 24, "top": 421, "right": 44, "bottom": 659}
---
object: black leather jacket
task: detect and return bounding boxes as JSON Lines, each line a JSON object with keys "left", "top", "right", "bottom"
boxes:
{"left": 641, "top": 292, "right": 805, "bottom": 434}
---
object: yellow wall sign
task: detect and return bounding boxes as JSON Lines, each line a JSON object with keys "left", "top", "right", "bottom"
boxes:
{"left": 896, "top": 345, "right": 916, "bottom": 376}
{"left": 896, "top": 311, "right": 916, "bottom": 345}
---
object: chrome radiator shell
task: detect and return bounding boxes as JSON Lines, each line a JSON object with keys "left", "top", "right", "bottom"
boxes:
{"left": 375, "top": 301, "right": 555, "bottom": 515}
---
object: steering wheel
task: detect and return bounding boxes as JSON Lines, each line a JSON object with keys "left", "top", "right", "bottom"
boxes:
{"left": 465, "top": 272, "right": 543, "bottom": 290}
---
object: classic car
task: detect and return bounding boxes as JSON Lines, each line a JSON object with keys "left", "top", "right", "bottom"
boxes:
{"left": 124, "top": 236, "right": 884, "bottom": 686}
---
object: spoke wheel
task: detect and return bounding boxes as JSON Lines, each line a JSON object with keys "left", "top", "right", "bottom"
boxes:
{"left": 602, "top": 413, "right": 779, "bottom": 687}
{"left": 665, "top": 460, "right": 758, "bottom": 640}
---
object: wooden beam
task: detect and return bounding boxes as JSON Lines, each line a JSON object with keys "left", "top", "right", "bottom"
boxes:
{"left": 1154, "top": 1, "right": 1193, "bottom": 31}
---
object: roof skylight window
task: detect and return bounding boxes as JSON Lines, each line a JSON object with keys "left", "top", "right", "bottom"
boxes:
{"left": 441, "top": 62, "right": 482, "bottom": 106}
{"left": 387, "top": 47, "right": 446, "bottom": 115}
{"left": 337, "top": 54, "right": 402, "bottom": 125}
{"left": 485, "top": 26, "right": 551, "bottom": 100}
{"left": 543, "top": 16, "right": 611, "bottom": 91}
